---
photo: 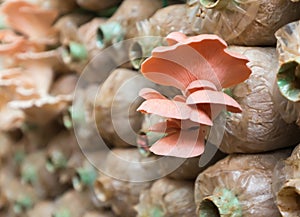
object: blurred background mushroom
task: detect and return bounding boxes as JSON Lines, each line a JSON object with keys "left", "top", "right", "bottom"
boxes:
{"left": 1, "top": 0, "right": 59, "bottom": 45}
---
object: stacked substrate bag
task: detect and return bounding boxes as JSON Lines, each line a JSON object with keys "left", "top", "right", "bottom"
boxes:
{"left": 191, "top": 0, "right": 300, "bottom": 216}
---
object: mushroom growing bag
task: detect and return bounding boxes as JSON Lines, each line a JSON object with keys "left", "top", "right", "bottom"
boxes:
{"left": 272, "top": 144, "right": 300, "bottom": 217}
{"left": 135, "top": 178, "right": 197, "bottom": 217}
{"left": 218, "top": 46, "right": 300, "bottom": 153}
{"left": 273, "top": 20, "right": 300, "bottom": 126}
{"left": 188, "top": 0, "right": 300, "bottom": 45}
{"left": 195, "top": 150, "right": 291, "bottom": 217}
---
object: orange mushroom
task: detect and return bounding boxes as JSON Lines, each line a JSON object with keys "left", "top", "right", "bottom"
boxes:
{"left": 16, "top": 50, "right": 62, "bottom": 95}
{"left": 1, "top": 0, "right": 58, "bottom": 45}
{"left": 0, "top": 67, "right": 37, "bottom": 131}
{"left": 9, "top": 94, "right": 72, "bottom": 126}
{"left": 0, "top": 30, "right": 27, "bottom": 55}
{"left": 0, "top": 29, "right": 41, "bottom": 68}
{"left": 138, "top": 88, "right": 213, "bottom": 126}
{"left": 145, "top": 32, "right": 251, "bottom": 90}
{"left": 7, "top": 50, "right": 72, "bottom": 125}
{"left": 148, "top": 118, "right": 208, "bottom": 158}
{"left": 137, "top": 32, "right": 251, "bottom": 157}
{"left": 0, "top": 86, "right": 25, "bottom": 131}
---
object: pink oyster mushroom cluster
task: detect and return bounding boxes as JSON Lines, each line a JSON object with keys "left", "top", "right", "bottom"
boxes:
{"left": 137, "top": 32, "right": 251, "bottom": 158}
{"left": 0, "top": 0, "right": 73, "bottom": 131}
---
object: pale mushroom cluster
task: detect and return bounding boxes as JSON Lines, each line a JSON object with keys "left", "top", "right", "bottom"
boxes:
{"left": 0, "top": 0, "right": 75, "bottom": 131}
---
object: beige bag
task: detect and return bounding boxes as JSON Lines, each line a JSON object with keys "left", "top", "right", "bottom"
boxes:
{"left": 273, "top": 20, "right": 300, "bottom": 126}
{"left": 273, "top": 144, "right": 300, "bottom": 217}
{"left": 215, "top": 46, "right": 300, "bottom": 153}
{"left": 195, "top": 150, "right": 291, "bottom": 217}
{"left": 188, "top": 0, "right": 300, "bottom": 45}
{"left": 135, "top": 178, "right": 197, "bottom": 217}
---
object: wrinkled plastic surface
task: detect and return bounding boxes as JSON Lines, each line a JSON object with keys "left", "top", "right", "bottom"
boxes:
{"left": 188, "top": 0, "right": 259, "bottom": 42}
{"left": 188, "top": 0, "right": 300, "bottom": 45}
{"left": 109, "top": 0, "right": 162, "bottom": 38}
{"left": 217, "top": 47, "right": 300, "bottom": 153}
{"left": 195, "top": 150, "right": 291, "bottom": 217}
{"left": 273, "top": 84, "right": 300, "bottom": 125}
{"left": 95, "top": 69, "right": 156, "bottom": 148}
{"left": 54, "top": 13, "right": 93, "bottom": 45}
{"left": 26, "top": 201, "right": 54, "bottom": 217}
{"left": 272, "top": 156, "right": 297, "bottom": 201}
{"left": 96, "top": 174, "right": 151, "bottom": 217}
{"left": 135, "top": 178, "right": 197, "bottom": 217}
{"left": 54, "top": 190, "right": 94, "bottom": 217}
{"left": 137, "top": 4, "right": 194, "bottom": 38}
{"left": 164, "top": 150, "right": 226, "bottom": 181}
{"left": 77, "top": 18, "right": 107, "bottom": 59}
{"left": 272, "top": 144, "right": 300, "bottom": 217}
{"left": 95, "top": 149, "right": 154, "bottom": 217}
{"left": 273, "top": 21, "right": 300, "bottom": 126}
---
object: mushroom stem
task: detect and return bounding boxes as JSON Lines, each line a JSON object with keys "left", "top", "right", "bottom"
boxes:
{"left": 277, "top": 179, "right": 300, "bottom": 216}
{"left": 199, "top": 187, "right": 242, "bottom": 217}
{"left": 18, "top": 60, "right": 55, "bottom": 96}
{"left": 200, "top": 0, "right": 231, "bottom": 9}
{"left": 96, "top": 21, "right": 124, "bottom": 49}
